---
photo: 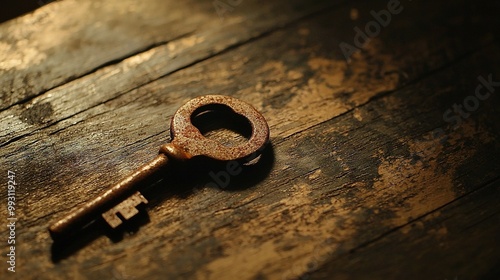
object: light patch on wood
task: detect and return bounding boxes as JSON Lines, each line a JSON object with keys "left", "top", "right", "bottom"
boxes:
{"left": 307, "top": 57, "right": 344, "bottom": 87}
{"left": 345, "top": 39, "right": 401, "bottom": 106}
{"left": 168, "top": 35, "right": 206, "bottom": 52}
{"left": 308, "top": 169, "right": 322, "bottom": 180}
{"left": 353, "top": 108, "right": 363, "bottom": 121}
{"left": 332, "top": 151, "right": 350, "bottom": 171}
{"left": 239, "top": 191, "right": 262, "bottom": 205}
{"left": 370, "top": 119, "right": 495, "bottom": 228}
{"left": 287, "top": 70, "right": 304, "bottom": 80}
{"left": 126, "top": 50, "right": 155, "bottom": 66}
{"left": 0, "top": 40, "right": 47, "bottom": 70}
{"left": 281, "top": 183, "right": 312, "bottom": 206}
{"left": 244, "top": 39, "right": 400, "bottom": 139}
{"left": 197, "top": 183, "right": 357, "bottom": 279}
{"left": 372, "top": 155, "right": 455, "bottom": 226}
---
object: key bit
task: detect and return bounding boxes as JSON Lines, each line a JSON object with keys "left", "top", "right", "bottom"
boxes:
{"left": 102, "top": 192, "right": 148, "bottom": 228}
{"left": 48, "top": 95, "right": 269, "bottom": 241}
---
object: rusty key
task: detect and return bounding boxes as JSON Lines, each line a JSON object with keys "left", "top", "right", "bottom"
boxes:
{"left": 48, "top": 95, "right": 269, "bottom": 240}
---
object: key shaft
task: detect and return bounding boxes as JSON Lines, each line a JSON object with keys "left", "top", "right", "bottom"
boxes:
{"left": 49, "top": 153, "right": 169, "bottom": 240}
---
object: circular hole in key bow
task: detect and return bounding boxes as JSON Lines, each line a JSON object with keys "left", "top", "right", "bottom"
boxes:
{"left": 190, "top": 103, "right": 252, "bottom": 147}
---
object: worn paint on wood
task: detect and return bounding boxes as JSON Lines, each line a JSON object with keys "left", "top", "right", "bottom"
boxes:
{"left": 0, "top": 0, "right": 499, "bottom": 279}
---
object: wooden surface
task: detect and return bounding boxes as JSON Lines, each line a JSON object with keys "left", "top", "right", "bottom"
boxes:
{"left": 1, "top": 0, "right": 499, "bottom": 279}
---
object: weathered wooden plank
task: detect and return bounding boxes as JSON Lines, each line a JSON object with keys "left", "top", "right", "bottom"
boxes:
{"left": 0, "top": 0, "right": 477, "bottom": 216}
{"left": 0, "top": 0, "right": 499, "bottom": 279}
{"left": 0, "top": 0, "right": 343, "bottom": 147}
{"left": 17, "top": 42, "right": 497, "bottom": 279}
{"left": 0, "top": 0, "right": 339, "bottom": 112}
{"left": 2, "top": 0, "right": 498, "bottom": 149}
{"left": 0, "top": 0, "right": 200, "bottom": 109}
{"left": 309, "top": 179, "right": 500, "bottom": 280}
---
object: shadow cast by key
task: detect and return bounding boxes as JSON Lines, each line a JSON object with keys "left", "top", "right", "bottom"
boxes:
{"left": 51, "top": 139, "right": 274, "bottom": 263}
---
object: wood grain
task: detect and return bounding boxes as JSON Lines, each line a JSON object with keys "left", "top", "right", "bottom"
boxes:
{"left": 0, "top": 0, "right": 339, "bottom": 112}
{"left": 0, "top": 0, "right": 499, "bottom": 279}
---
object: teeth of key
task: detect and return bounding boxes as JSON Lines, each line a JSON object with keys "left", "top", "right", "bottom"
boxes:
{"left": 101, "top": 192, "right": 148, "bottom": 228}
{"left": 48, "top": 95, "right": 270, "bottom": 241}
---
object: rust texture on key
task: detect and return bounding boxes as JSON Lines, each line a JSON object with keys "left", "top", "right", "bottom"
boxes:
{"left": 48, "top": 95, "right": 270, "bottom": 241}
{"left": 167, "top": 95, "right": 269, "bottom": 161}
